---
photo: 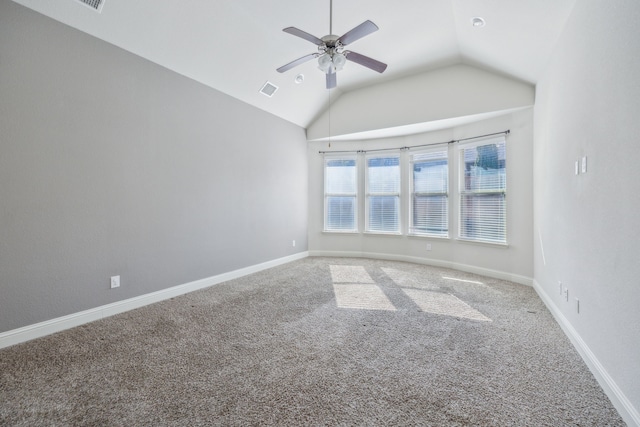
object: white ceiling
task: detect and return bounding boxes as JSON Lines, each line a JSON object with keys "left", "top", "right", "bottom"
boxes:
{"left": 13, "top": 0, "right": 575, "bottom": 129}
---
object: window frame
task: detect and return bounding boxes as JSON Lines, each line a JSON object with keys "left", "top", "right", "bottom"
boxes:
{"left": 457, "top": 136, "right": 507, "bottom": 245}
{"left": 408, "top": 148, "right": 450, "bottom": 238}
{"left": 323, "top": 154, "right": 359, "bottom": 233}
{"left": 364, "top": 152, "right": 402, "bottom": 234}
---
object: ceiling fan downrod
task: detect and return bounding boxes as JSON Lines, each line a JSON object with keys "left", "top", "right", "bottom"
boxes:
{"left": 329, "top": 0, "right": 333, "bottom": 35}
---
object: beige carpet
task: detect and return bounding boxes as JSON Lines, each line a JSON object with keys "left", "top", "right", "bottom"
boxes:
{"left": 0, "top": 257, "right": 625, "bottom": 426}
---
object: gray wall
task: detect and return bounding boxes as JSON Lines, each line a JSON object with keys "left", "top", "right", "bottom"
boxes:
{"left": 0, "top": 2, "right": 308, "bottom": 333}
{"left": 533, "top": 0, "right": 640, "bottom": 419}
{"left": 308, "top": 109, "right": 533, "bottom": 283}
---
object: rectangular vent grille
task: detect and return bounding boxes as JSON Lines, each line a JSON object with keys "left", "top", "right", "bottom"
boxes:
{"left": 76, "top": 0, "right": 105, "bottom": 12}
{"left": 259, "top": 81, "right": 278, "bottom": 97}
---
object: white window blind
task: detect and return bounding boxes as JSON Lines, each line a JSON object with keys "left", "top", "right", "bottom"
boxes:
{"left": 410, "top": 149, "right": 448, "bottom": 237}
{"left": 366, "top": 154, "right": 400, "bottom": 233}
{"left": 459, "top": 137, "right": 507, "bottom": 244}
{"left": 324, "top": 156, "right": 358, "bottom": 232}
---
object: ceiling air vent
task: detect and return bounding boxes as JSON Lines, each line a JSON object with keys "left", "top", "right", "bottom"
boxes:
{"left": 75, "top": 0, "right": 105, "bottom": 13}
{"left": 259, "top": 81, "right": 278, "bottom": 98}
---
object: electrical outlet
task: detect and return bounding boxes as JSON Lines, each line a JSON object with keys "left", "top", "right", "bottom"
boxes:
{"left": 426, "top": 243, "right": 432, "bottom": 251}
{"left": 581, "top": 156, "right": 587, "bottom": 173}
{"left": 110, "top": 275, "right": 120, "bottom": 289}
{"left": 562, "top": 285, "right": 569, "bottom": 302}
{"left": 292, "top": 240, "right": 296, "bottom": 247}
{"left": 558, "top": 281, "right": 563, "bottom": 295}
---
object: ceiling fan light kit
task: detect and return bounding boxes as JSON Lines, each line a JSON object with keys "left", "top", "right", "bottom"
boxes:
{"left": 318, "top": 51, "right": 334, "bottom": 72}
{"left": 277, "top": 0, "right": 387, "bottom": 89}
{"left": 318, "top": 56, "right": 346, "bottom": 73}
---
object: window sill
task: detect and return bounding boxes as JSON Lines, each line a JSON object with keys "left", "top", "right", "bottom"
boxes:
{"left": 407, "top": 233, "right": 450, "bottom": 240}
{"left": 456, "top": 238, "right": 509, "bottom": 248}
{"left": 322, "top": 230, "right": 360, "bottom": 235}
{"left": 363, "top": 231, "right": 403, "bottom": 237}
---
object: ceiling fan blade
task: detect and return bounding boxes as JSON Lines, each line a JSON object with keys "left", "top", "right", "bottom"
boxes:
{"left": 277, "top": 53, "right": 318, "bottom": 73}
{"left": 337, "top": 20, "right": 379, "bottom": 46}
{"left": 345, "top": 51, "right": 387, "bottom": 73}
{"left": 326, "top": 70, "right": 337, "bottom": 89}
{"left": 283, "top": 27, "right": 324, "bottom": 46}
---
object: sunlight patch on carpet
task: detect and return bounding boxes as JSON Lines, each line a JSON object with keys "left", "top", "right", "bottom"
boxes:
{"left": 402, "top": 289, "right": 491, "bottom": 322}
{"left": 330, "top": 265, "right": 375, "bottom": 284}
{"left": 333, "top": 284, "right": 396, "bottom": 311}
{"left": 442, "top": 276, "right": 485, "bottom": 285}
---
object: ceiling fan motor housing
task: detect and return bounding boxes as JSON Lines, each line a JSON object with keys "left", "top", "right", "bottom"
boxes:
{"left": 321, "top": 35, "right": 341, "bottom": 48}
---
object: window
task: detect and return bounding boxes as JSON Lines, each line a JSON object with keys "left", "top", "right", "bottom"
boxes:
{"left": 410, "top": 149, "right": 448, "bottom": 237}
{"left": 366, "top": 154, "right": 401, "bottom": 233}
{"left": 324, "top": 155, "right": 358, "bottom": 232}
{"left": 459, "top": 137, "right": 507, "bottom": 244}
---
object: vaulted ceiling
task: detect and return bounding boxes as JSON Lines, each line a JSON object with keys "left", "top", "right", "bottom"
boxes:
{"left": 13, "top": 0, "right": 576, "bottom": 130}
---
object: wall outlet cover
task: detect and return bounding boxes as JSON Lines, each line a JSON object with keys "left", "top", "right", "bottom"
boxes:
{"left": 110, "top": 275, "right": 120, "bottom": 289}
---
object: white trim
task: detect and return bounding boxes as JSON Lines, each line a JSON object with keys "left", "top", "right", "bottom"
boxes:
{"left": 0, "top": 252, "right": 309, "bottom": 350}
{"left": 308, "top": 250, "right": 532, "bottom": 286}
{"left": 533, "top": 280, "right": 640, "bottom": 427}
{"left": 455, "top": 237, "right": 509, "bottom": 248}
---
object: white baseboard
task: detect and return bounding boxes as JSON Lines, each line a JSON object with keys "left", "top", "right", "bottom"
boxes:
{"left": 0, "top": 252, "right": 309, "bottom": 350}
{"left": 308, "top": 250, "right": 533, "bottom": 287}
{"left": 532, "top": 280, "right": 640, "bottom": 427}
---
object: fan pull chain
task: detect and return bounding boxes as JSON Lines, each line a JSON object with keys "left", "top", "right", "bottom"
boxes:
{"left": 328, "top": 83, "right": 332, "bottom": 147}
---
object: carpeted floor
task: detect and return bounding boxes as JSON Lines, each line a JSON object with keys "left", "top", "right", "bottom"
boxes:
{"left": 0, "top": 257, "right": 625, "bottom": 426}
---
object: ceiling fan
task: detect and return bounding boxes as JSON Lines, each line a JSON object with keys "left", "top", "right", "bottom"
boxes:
{"left": 276, "top": 0, "right": 387, "bottom": 89}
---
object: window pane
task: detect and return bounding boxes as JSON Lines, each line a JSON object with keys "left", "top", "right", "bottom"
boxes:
{"left": 368, "top": 196, "right": 399, "bottom": 232}
{"left": 412, "top": 195, "right": 448, "bottom": 236}
{"left": 326, "top": 159, "right": 356, "bottom": 194}
{"left": 414, "top": 160, "right": 448, "bottom": 193}
{"left": 326, "top": 196, "right": 356, "bottom": 231}
{"left": 367, "top": 157, "right": 400, "bottom": 193}
{"left": 462, "top": 143, "right": 506, "bottom": 192}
